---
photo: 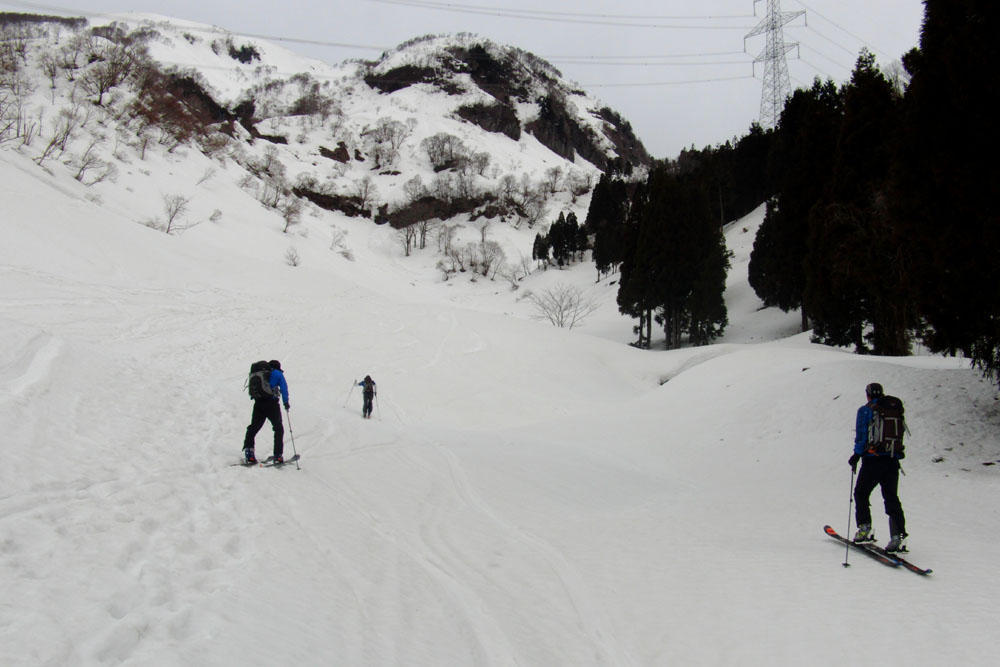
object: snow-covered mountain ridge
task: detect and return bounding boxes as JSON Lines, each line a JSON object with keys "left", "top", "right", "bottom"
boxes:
{"left": 1, "top": 11, "right": 652, "bottom": 296}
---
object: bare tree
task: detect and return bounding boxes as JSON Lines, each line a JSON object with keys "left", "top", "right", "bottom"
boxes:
{"left": 74, "top": 136, "right": 105, "bottom": 182}
{"left": 421, "top": 132, "right": 466, "bottom": 170}
{"left": 281, "top": 196, "right": 304, "bottom": 233}
{"left": 567, "top": 169, "right": 593, "bottom": 201}
{"left": 40, "top": 52, "right": 60, "bottom": 101}
{"left": 544, "top": 166, "right": 563, "bottom": 193}
{"left": 499, "top": 173, "right": 517, "bottom": 207}
{"left": 527, "top": 284, "right": 600, "bottom": 329}
{"left": 416, "top": 218, "right": 437, "bottom": 250}
{"left": 79, "top": 44, "right": 139, "bottom": 106}
{"left": 436, "top": 222, "right": 459, "bottom": 253}
{"left": 353, "top": 175, "right": 378, "bottom": 212}
{"left": 402, "top": 174, "right": 425, "bottom": 203}
{"left": 431, "top": 171, "right": 455, "bottom": 203}
{"left": 162, "top": 194, "right": 190, "bottom": 234}
{"left": 470, "top": 151, "right": 490, "bottom": 175}
{"left": 480, "top": 240, "right": 506, "bottom": 278}
{"left": 398, "top": 223, "right": 418, "bottom": 257}
{"left": 363, "top": 116, "right": 410, "bottom": 169}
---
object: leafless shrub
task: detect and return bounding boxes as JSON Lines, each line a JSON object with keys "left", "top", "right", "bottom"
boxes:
{"left": 196, "top": 167, "right": 216, "bottom": 185}
{"left": 527, "top": 284, "right": 600, "bottom": 329}
{"left": 284, "top": 246, "right": 301, "bottom": 267}
{"left": 74, "top": 136, "right": 105, "bottom": 181}
{"left": 162, "top": 193, "right": 190, "bottom": 234}
{"left": 34, "top": 106, "right": 78, "bottom": 163}
{"left": 567, "top": 169, "right": 593, "bottom": 201}
{"left": 280, "top": 196, "right": 303, "bottom": 233}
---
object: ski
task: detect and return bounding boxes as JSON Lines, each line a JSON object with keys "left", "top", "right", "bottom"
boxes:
{"left": 824, "top": 525, "right": 900, "bottom": 568}
{"left": 262, "top": 453, "right": 300, "bottom": 467}
{"left": 863, "top": 543, "right": 933, "bottom": 576}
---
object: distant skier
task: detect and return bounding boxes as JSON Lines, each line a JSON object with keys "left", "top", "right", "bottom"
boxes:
{"left": 358, "top": 375, "right": 377, "bottom": 419}
{"left": 849, "top": 382, "right": 907, "bottom": 552}
{"left": 244, "top": 360, "right": 290, "bottom": 464}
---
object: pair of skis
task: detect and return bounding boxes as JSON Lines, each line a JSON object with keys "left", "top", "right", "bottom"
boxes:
{"left": 232, "top": 454, "right": 301, "bottom": 468}
{"left": 824, "top": 525, "right": 932, "bottom": 575}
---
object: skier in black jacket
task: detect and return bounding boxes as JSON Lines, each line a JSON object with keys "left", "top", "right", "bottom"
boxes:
{"left": 358, "top": 375, "right": 376, "bottom": 419}
{"left": 849, "top": 382, "right": 907, "bottom": 552}
{"left": 244, "top": 360, "right": 290, "bottom": 464}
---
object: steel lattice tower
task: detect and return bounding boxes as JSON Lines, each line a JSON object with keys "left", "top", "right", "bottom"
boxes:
{"left": 745, "top": 0, "right": 805, "bottom": 128}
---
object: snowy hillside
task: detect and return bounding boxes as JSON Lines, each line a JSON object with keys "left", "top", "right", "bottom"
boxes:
{"left": 3, "top": 12, "right": 1000, "bottom": 667}
{"left": 0, "top": 12, "right": 650, "bottom": 290}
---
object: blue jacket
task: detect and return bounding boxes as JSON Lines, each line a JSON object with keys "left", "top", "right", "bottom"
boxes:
{"left": 269, "top": 369, "right": 290, "bottom": 405}
{"left": 854, "top": 398, "right": 898, "bottom": 458}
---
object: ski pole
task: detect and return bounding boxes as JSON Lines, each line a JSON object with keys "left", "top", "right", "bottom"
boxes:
{"left": 375, "top": 393, "right": 381, "bottom": 419}
{"left": 844, "top": 466, "right": 856, "bottom": 567}
{"left": 343, "top": 379, "right": 357, "bottom": 408}
{"left": 284, "top": 404, "right": 299, "bottom": 469}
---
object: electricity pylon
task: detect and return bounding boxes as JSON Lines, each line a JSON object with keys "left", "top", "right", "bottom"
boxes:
{"left": 745, "top": 0, "right": 805, "bottom": 128}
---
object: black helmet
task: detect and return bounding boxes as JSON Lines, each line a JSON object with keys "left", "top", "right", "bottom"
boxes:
{"left": 866, "top": 382, "right": 884, "bottom": 399}
{"left": 269, "top": 360, "right": 282, "bottom": 371}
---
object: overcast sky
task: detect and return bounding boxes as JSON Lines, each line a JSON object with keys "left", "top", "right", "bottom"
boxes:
{"left": 2, "top": 0, "right": 925, "bottom": 158}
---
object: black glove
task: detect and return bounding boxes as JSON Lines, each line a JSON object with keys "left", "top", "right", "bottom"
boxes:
{"left": 848, "top": 453, "right": 861, "bottom": 471}
{"left": 284, "top": 403, "right": 290, "bottom": 411}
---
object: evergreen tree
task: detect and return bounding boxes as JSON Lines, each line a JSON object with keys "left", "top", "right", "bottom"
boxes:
{"left": 532, "top": 232, "right": 549, "bottom": 268}
{"left": 618, "top": 166, "right": 729, "bottom": 349}
{"left": 893, "top": 0, "right": 1000, "bottom": 382}
{"left": 748, "top": 78, "right": 841, "bottom": 331}
{"left": 805, "top": 51, "right": 910, "bottom": 355}
{"left": 616, "top": 182, "right": 651, "bottom": 347}
{"left": 587, "top": 173, "right": 629, "bottom": 278}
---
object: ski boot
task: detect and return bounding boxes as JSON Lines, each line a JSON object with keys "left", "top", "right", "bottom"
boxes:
{"left": 885, "top": 533, "right": 908, "bottom": 553}
{"left": 853, "top": 524, "right": 875, "bottom": 543}
{"left": 244, "top": 449, "right": 258, "bottom": 464}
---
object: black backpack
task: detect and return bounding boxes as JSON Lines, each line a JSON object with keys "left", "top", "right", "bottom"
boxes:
{"left": 867, "top": 395, "right": 906, "bottom": 457}
{"left": 247, "top": 361, "right": 275, "bottom": 400}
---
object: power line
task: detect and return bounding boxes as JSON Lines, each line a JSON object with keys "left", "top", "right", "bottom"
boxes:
{"left": 365, "top": 0, "right": 756, "bottom": 30}
{"left": 367, "top": 0, "right": 755, "bottom": 21}
{"left": 791, "top": 0, "right": 892, "bottom": 60}
{"left": 553, "top": 59, "right": 752, "bottom": 68}
{"left": 584, "top": 74, "right": 755, "bottom": 89}
{"left": 544, "top": 49, "right": 748, "bottom": 61}
{"left": 799, "top": 43, "right": 852, "bottom": 74}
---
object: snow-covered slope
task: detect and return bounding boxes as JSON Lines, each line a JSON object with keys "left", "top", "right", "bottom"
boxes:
{"left": 4, "top": 136, "right": 1000, "bottom": 665}
{"left": 2, "top": 12, "right": 1000, "bottom": 667}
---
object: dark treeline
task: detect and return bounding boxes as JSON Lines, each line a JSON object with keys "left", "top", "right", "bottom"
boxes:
{"left": 586, "top": 0, "right": 1000, "bottom": 383}
{"left": 584, "top": 125, "right": 769, "bottom": 349}
{"left": 585, "top": 161, "right": 746, "bottom": 349}
{"left": 750, "top": 0, "right": 1000, "bottom": 385}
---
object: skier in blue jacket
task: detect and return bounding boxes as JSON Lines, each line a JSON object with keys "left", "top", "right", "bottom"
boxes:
{"left": 849, "top": 382, "right": 907, "bottom": 552}
{"left": 243, "top": 360, "right": 290, "bottom": 464}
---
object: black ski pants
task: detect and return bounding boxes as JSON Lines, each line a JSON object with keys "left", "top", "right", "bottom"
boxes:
{"left": 244, "top": 398, "right": 284, "bottom": 458}
{"left": 854, "top": 455, "right": 905, "bottom": 536}
{"left": 362, "top": 392, "right": 374, "bottom": 418}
